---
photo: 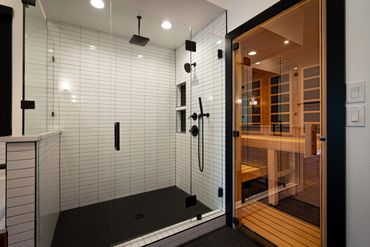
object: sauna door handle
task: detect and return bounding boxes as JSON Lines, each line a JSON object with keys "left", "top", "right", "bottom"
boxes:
{"left": 304, "top": 124, "right": 317, "bottom": 157}
{"left": 114, "top": 122, "right": 120, "bottom": 151}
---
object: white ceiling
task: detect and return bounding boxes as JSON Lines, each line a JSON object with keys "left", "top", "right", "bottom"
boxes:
{"left": 39, "top": 0, "right": 225, "bottom": 49}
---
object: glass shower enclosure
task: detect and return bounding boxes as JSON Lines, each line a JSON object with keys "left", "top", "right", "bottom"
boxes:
{"left": 23, "top": 1, "right": 226, "bottom": 246}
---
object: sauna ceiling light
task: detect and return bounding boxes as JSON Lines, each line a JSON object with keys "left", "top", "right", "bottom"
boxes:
{"left": 161, "top": 20, "right": 172, "bottom": 30}
{"left": 216, "top": 40, "right": 222, "bottom": 45}
{"left": 284, "top": 40, "right": 290, "bottom": 45}
{"left": 89, "top": 45, "right": 96, "bottom": 50}
{"left": 90, "top": 0, "right": 105, "bottom": 9}
{"left": 255, "top": 62, "right": 261, "bottom": 65}
{"left": 294, "top": 67, "right": 298, "bottom": 70}
{"left": 248, "top": 51, "right": 257, "bottom": 56}
{"left": 137, "top": 54, "right": 143, "bottom": 59}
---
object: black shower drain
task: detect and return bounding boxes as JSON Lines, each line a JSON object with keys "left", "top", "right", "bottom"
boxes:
{"left": 134, "top": 213, "right": 145, "bottom": 220}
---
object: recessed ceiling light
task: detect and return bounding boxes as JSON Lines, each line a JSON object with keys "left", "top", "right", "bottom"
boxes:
{"left": 90, "top": 0, "right": 105, "bottom": 9}
{"left": 255, "top": 62, "right": 261, "bottom": 65}
{"left": 284, "top": 40, "right": 290, "bottom": 45}
{"left": 216, "top": 40, "right": 222, "bottom": 45}
{"left": 161, "top": 20, "right": 172, "bottom": 30}
{"left": 248, "top": 51, "right": 257, "bottom": 56}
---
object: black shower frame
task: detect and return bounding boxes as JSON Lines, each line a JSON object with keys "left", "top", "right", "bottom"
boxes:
{"left": 224, "top": 0, "right": 346, "bottom": 246}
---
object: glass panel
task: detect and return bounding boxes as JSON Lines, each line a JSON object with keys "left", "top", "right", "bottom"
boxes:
{"left": 234, "top": 0, "right": 322, "bottom": 246}
{"left": 43, "top": 1, "right": 115, "bottom": 246}
{"left": 24, "top": 4, "right": 50, "bottom": 134}
{"left": 28, "top": 0, "right": 226, "bottom": 246}
{"left": 189, "top": 11, "right": 227, "bottom": 220}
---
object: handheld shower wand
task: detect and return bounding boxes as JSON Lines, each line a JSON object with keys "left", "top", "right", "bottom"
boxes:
{"left": 197, "top": 97, "right": 209, "bottom": 172}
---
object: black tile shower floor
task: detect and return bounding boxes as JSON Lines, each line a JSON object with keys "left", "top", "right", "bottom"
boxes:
{"left": 51, "top": 186, "right": 211, "bottom": 247}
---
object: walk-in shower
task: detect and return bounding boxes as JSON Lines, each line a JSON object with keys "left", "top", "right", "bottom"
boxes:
{"left": 21, "top": 1, "right": 227, "bottom": 246}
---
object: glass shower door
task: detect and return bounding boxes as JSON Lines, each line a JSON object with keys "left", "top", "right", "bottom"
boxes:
{"left": 233, "top": 0, "right": 323, "bottom": 246}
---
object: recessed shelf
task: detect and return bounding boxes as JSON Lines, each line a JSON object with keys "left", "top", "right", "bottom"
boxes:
{"left": 176, "top": 110, "right": 186, "bottom": 133}
{"left": 177, "top": 83, "right": 186, "bottom": 107}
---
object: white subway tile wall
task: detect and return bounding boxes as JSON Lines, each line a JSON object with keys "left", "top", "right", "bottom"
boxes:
{"left": 47, "top": 20, "right": 176, "bottom": 210}
{"left": 0, "top": 143, "right": 5, "bottom": 164}
{"left": 6, "top": 142, "right": 36, "bottom": 247}
{"left": 175, "top": 12, "right": 226, "bottom": 211}
{"left": 24, "top": 13, "right": 48, "bottom": 135}
{"left": 36, "top": 133, "right": 60, "bottom": 247}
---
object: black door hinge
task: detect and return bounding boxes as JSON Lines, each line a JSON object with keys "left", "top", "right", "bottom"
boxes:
{"left": 52, "top": 56, "right": 55, "bottom": 63}
{"left": 232, "top": 130, "right": 240, "bottom": 137}
{"left": 185, "top": 40, "right": 196, "bottom": 52}
{"left": 232, "top": 217, "right": 240, "bottom": 226}
{"left": 21, "top": 100, "right": 35, "bottom": 109}
{"left": 232, "top": 42, "right": 239, "bottom": 50}
{"left": 218, "top": 187, "right": 223, "bottom": 198}
{"left": 21, "top": 0, "right": 36, "bottom": 6}
{"left": 217, "top": 49, "right": 223, "bottom": 59}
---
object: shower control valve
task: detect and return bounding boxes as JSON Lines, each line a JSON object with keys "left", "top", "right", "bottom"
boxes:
{"left": 189, "top": 125, "right": 199, "bottom": 137}
{"left": 188, "top": 112, "right": 198, "bottom": 121}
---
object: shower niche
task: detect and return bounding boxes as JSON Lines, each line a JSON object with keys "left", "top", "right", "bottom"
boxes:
{"left": 176, "top": 83, "right": 186, "bottom": 133}
{"left": 177, "top": 82, "right": 186, "bottom": 107}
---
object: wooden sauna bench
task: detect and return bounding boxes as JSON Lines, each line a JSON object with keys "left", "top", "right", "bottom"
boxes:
{"left": 241, "top": 135, "right": 306, "bottom": 153}
{"left": 239, "top": 134, "right": 320, "bottom": 205}
{"left": 241, "top": 163, "right": 267, "bottom": 182}
{"left": 240, "top": 201, "right": 320, "bottom": 247}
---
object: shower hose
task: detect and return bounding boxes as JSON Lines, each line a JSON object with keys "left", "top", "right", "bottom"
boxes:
{"left": 198, "top": 115, "right": 204, "bottom": 172}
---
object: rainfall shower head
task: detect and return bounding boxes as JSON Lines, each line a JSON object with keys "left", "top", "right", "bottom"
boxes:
{"left": 184, "top": 62, "right": 196, "bottom": 73}
{"left": 129, "top": 16, "right": 150, "bottom": 46}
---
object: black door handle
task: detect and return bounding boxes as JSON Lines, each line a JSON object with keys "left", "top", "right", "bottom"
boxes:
{"left": 114, "top": 122, "right": 120, "bottom": 151}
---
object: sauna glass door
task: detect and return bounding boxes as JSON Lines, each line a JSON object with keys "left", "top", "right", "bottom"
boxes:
{"left": 233, "top": 0, "right": 323, "bottom": 246}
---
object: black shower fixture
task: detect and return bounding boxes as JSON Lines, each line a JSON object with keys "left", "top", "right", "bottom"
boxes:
{"left": 129, "top": 16, "right": 150, "bottom": 46}
{"left": 217, "top": 49, "right": 223, "bottom": 59}
{"left": 184, "top": 62, "right": 196, "bottom": 73}
{"left": 197, "top": 97, "right": 209, "bottom": 172}
{"left": 185, "top": 40, "right": 196, "bottom": 52}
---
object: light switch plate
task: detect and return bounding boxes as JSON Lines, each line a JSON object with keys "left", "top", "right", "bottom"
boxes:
{"left": 347, "top": 105, "right": 365, "bottom": 127}
{"left": 347, "top": 80, "right": 365, "bottom": 103}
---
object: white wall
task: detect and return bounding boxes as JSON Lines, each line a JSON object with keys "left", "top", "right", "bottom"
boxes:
{"left": 0, "top": 0, "right": 23, "bottom": 136}
{"left": 226, "top": 0, "right": 278, "bottom": 32}
{"left": 47, "top": 20, "right": 176, "bottom": 210}
{"left": 175, "top": 12, "right": 226, "bottom": 211}
{"left": 346, "top": 0, "right": 370, "bottom": 246}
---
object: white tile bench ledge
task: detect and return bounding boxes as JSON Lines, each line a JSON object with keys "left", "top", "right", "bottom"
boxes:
{"left": 0, "top": 130, "right": 62, "bottom": 143}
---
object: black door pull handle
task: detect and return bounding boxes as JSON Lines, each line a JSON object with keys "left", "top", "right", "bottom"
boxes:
{"left": 114, "top": 122, "right": 120, "bottom": 151}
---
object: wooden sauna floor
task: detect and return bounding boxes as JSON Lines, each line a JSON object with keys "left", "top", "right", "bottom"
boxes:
{"left": 240, "top": 201, "right": 321, "bottom": 247}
